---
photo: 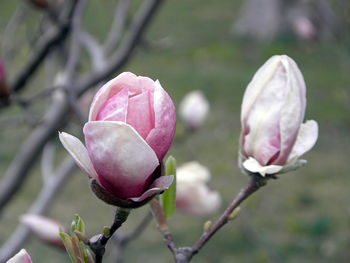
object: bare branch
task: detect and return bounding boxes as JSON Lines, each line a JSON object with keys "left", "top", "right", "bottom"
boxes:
{"left": 113, "top": 211, "right": 153, "bottom": 263}
{"left": 79, "top": 31, "right": 105, "bottom": 71}
{"left": 9, "top": 0, "right": 78, "bottom": 93}
{"left": 0, "top": 0, "right": 163, "bottom": 219}
{"left": 75, "top": 0, "right": 164, "bottom": 96}
{"left": 0, "top": 98, "right": 71, "bottom": 214}
{"left": 0, "top": 157, "right": 76, "bottom": 262}
{"left": 63, "top": 0, "right": 89, "bottom": 125}
{"left": 1, "top": 3, "right": 26, "bottom": 65}
{"left": 190, "top": 177, "right": 266, "bottom": 257}
{"left": 103, "top": 0, "right": 130, "bottom": 55}
{"left": 64, "top": 0, "right": 88, "bottom": 82}
{"left": 40, "top": 141, "right": 55, "bottom": 184}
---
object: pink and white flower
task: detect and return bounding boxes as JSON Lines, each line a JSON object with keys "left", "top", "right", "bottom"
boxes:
{"left": 240, "top": 55, "right": 318, "bottom": 176}
{"left": 176, "top": 162, "right": 221, "bottom": 216}
{"left": 7, "top": 249, "right": 32, "bottom": 263}
{"left": 60, "top": 72, "right": 176, "bottom": 206}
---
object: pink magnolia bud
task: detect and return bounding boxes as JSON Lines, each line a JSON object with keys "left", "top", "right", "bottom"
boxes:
{"left": 0, "top": 60, "right": 9, "bottom": 99}
{"left": 60, "top": 72, "right": 176, "bottom": 206}
{"left": 20, "top": 214, "right": 64, "bottom": 247}
{"left": 7, "top": 249, "right": 32, "bottom": 263}
{"left": 293, "top": 17, "right": 316, "bottom": 41}
{"left": 240, "top": 55, "right": 318, "bottom": 176}
{"left": 28, "top": 0, "right": 48, "bottom": 9}
{"left": 176, "top": 162, "right": 221, "bottom": 216}
{"left": 179, "top": 90, "right": 209, "bottom": 130}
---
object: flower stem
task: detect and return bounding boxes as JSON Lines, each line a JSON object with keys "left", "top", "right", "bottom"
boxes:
{"left": 190, "top": 176, "right": 266, "bottom": 257}
{"left": 89, "top": 207, "right": 130, "bottom": 263}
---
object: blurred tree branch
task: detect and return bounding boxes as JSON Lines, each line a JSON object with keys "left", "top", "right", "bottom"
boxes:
{"left": 9, "top": 0, "right": 78, "bottom": 94}
{"left": 0, "top": 156, "right": 76, "bottom": 262}
{"left": 0, "top": 0, "right": 163, "bottom": 216}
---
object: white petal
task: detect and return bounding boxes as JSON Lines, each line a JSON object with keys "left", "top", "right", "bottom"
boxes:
{"left": 275, "top": 56, "right": 306, "bottom": 164}
{"left": 243, "top": 157, "right": 283, "bottom": 177}
{"left": 176, "top": 161, "right": 211, "bottom": 184}
{"left": 287, "top": 120, "right": 318, "bottom": 162}
{"left": 59, "top": 132, "right": 99, "bottom": 181}
{"left": 241, "top": 55, "right": 281, "bottom": 121}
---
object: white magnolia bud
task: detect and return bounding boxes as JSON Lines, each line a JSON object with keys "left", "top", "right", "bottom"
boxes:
{"left": 179, "top": 91, "right": 209, "bottom": 129}
{"left": 240, "top": 55, "right": 318, "bottom": 176}
{"left": 176, "top": 161, "right": 221, "bottom": 216}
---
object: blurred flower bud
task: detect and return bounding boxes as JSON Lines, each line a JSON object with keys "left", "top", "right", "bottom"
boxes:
{"left": 0, "top": 61, "right": 10, "bottom": 100}
{"left": 179, "top": 90, "right": 209, "bottom": 130}
{"left": 7, "top": 249, "right": 32, "bottom": 263}
{"left": 20, "top": 214, "right": 64, "bottom": 248}
{"left": 293, "top": 17, "right": 316, "bottom": 41}
{"left": 28, "top": 0, "right": 48, "bottom": 9}
{"left": 176, "top": 161, "right": 221, "bottom": 216}
{"left": 60, "top": 72, "right": 176, "bottom": 207}
{"left": 240, "top": 55, "right": 318, "bottom": 177}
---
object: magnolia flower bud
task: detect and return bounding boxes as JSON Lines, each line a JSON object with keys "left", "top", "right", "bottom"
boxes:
{"left": 240, "top": 55, "right": 318, "bottom": 176}
{"left": 179, "top": 90, "right": 209, "bottom": 130}
{"left": 20, "top": 214, "right": 64, "bottom": 247}
{"left": 60, "top": 72, "right": 176, "bottom": 207}
{"left": 176, "top": 162, "right": 221, "bottom": 216}
{"left": 293, "top": 17, "right": 316, "bottom": 41}
{"left": 29, "top": 0, "right": 48, "bottom": 9}
{"left": 7, "top": 249, "right": 32, "bottom": 263}
{"left": 0, "top": 61, "right": 9, "bottom": 100}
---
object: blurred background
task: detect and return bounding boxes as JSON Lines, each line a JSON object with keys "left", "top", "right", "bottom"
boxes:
{"left": 0, "top": 0, "right": 350, "bottom": 262}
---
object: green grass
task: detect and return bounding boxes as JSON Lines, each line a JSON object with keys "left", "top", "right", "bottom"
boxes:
{"left": 1, "top": 0, "right": 350, "bottom": 262}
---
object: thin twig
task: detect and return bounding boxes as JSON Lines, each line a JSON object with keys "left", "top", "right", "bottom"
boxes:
{"left": 79, "top": 31, "right": 105, "bottom": 71}
{"left": 9, "top": 0, "right": 78, "bottom": 93}
{"left": 1, "top": 3, "right": 26, "bottom": 64}
{"left": 63, "top": 0, "right": 88, "bottom": 125}
{"left": 0, "top": 0, "right": 163, "bottom": 219}
{"left": 155, "top": 176, "right": 267, "bottom": 263}
{"left": 89, "top": 208, "right": 130, "bottom": 263}
{"left": 75, "top": 0, "right": 164, "bottom": 96}
{"left": 40, "top": 140, "right": 55, "bottom": 185}
{"left": 113, "top": 211, "right": 153, "bottom": 263}
{"left": 190, "top": 176, "right": 266, "bottom": 257}
{"left": 0, "top": 157, "right": 76, "bottom": 262}
{"left": 103, "top": 0, "right": 130, "bottom": 56}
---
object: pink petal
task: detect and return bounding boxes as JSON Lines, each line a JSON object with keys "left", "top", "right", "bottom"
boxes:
{"left": 138, "top": 76, "right": 157, "bottom": 94}
{"left": 8, "top": 249, "right": 33, "bottom": 263}
{"left": 58, "top": 132, "right": 99, "bottom": 182}
{"left": 129, "top": 175, "right": 174, "bottom": 202}
{"left": 83, "top": 121, "right": 159, "bottom": 199}
{"left": 126, "top": 90, "right": 154, "bottom": 139}
{"left": 96, "top": 87, "right": 128, "bottom": 122}
{"left": 287, "top": 120, "right": 318, "bottom": 163}
{"left": 89, "top": 72, "right": 140, "bottom": 121}
{"left": 146, "top": 80, "right": 176, "bottom": 161}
